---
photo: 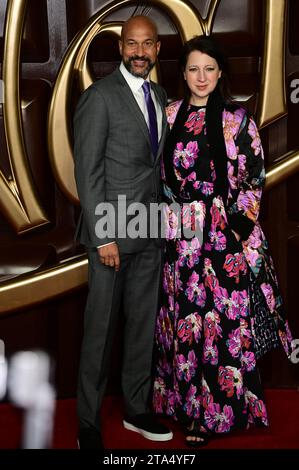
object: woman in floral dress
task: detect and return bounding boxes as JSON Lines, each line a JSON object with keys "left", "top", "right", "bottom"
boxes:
{"left": 152, "top": 36, "right": 294, "bottom": 447}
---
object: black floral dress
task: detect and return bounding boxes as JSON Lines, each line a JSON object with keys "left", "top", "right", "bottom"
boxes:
{"left": 152, "top": 103, "right": 269, "bottom": 433}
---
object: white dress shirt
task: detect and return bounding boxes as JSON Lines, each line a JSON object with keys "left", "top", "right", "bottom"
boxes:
{"left": 119, "top": 61, "right": 162, "bottom": 140}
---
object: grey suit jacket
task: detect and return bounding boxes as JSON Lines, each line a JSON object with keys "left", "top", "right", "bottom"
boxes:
{"left": 73, "top": 68, "right": 168, "bottom": 253}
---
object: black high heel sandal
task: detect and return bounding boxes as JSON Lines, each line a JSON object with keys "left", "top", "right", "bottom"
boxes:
{"left": 184, "top": 421, "right": 211, "bottom": 448}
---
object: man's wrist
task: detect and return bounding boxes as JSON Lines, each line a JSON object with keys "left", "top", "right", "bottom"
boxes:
{"left": 97, "top": 241, "right": 116, "bottom": 248}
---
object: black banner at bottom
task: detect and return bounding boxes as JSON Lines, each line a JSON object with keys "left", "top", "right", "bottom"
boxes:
{"left": 0, "top": 449, "right": 298, "bottom": 467}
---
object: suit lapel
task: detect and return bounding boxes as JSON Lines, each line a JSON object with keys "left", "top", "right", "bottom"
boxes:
{"left": 113, "top": 69, "right": 152, "bottom": 148}
{"left": 112, "top": 69, "right": 168, "bottom": 164}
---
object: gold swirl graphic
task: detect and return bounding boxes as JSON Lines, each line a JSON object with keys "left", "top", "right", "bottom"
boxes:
{"left": 1, "top": 0, "right": 49, "bottom": 234}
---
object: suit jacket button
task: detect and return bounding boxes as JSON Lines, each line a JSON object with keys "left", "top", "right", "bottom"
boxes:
{"left": 151, "top": 192, "right": 156, "bottom": 198}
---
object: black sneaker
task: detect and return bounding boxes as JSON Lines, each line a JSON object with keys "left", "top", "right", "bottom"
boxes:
{"left": 123, "top": 413, "right": 173, "bottom": 441}
{"left": 77, "top": 427, "right": 103, "bottom": 449}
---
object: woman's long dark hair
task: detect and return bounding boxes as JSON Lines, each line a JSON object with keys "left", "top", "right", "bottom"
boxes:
{"left": 179, "top": 35, "right": 232, "bottom": 104}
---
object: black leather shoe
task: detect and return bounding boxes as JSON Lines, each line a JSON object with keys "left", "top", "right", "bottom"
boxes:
{"left": 123, "top": 413, "right": 173, "bottom": 441}
{"left": 77, "top": 427, "right": 103, "bottom": 449}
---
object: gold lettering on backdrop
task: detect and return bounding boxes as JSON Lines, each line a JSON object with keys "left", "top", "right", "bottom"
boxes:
{"left": 0, "top": 0, "right": 295, "bottom": 313}
{"left": 75, "top": 23, "right": 123, "bottom": 91}
{"left": 257, "top": 0, "right": 287, "bottom": 128}
{"left": 48, "top": 0, "right": 220, "bottom": 203}
{"left": 0, "top": 0, "right": 49, "bottom": 234}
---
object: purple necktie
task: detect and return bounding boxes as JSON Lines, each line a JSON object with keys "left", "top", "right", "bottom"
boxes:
{"left": 142, "top": 81, "right": 159, "bottom": 157}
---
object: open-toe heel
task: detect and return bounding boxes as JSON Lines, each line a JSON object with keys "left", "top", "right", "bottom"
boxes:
{"left": 184, "top": 421, "right": 210, "bottom": 448}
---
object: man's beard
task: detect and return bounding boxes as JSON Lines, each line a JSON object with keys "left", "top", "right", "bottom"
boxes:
{"left": 123, "top": 55, "right": 155, "bottom": 78}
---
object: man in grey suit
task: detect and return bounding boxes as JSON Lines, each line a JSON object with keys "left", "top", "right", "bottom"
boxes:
{"left": 73, "top": 15, "right": 172, "bottom": 448}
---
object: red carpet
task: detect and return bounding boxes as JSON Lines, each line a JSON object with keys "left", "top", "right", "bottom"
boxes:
{"left": 0, "top": 389, "right": 298, "bottom": 449}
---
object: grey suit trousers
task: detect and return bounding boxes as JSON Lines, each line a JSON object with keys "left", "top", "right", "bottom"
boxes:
{"left": 77, "top": 241, "right": 161, "bottom": 431}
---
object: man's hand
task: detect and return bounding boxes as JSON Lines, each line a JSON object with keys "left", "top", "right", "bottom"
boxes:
{"left": 97, "top": 243, "right": 120, "bottom": 271}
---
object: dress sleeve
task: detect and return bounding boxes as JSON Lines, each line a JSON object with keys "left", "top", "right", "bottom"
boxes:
{"left": 226, "top": 113, "right": 266, "bottom": 241}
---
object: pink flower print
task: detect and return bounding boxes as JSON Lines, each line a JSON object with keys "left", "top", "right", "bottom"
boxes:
{"left": 210, "top": 198, "right": 227, "bottom": 231}
{"left": 219, "top": 405, "right": 235, "bottom": 433}
{"left": 156, "top": 306, "right": 173, "bottom": 350}
{"left": 177, "top": 238, "right": 201, "bottom": 268}
{"left": 185, "top": 384, "right": 201, "bottom": 419}
{"left": 187, "top": 313, "right": 203, "bottom": 342}
{"left": 186, "top": 271, "right": 206, "bottom": 307}
{"left": 216, "top": 289, "right": 247, "bottom": 321}
{"left": 246, "top": 224, "right": 262, "bottom": 249}
{"left": 176, "top": 350, "right": 198, "bottom": 382}
{"left": 181, "top": 204, "right": 192, "bottom": 230}
{"left": 173, "top": 141, "right": 199, "bottom": 169}
{"left": 223, "top": 252, "right": 247, "bottom": 283}
{"left": 204, "top": 242, "right": 212, "bottom": 251}
{"left": 166, "top": 389, "right": 182, "bottom": 415}
{"left": 227, "top": 330, "right": 241, "bottom": 358}
{"left": 184, "top": 110, "right": 205, "bottom": 135}
{"left": 168, "top": 293, "right": 174, "bottom": 312}
{"left": 243, "top": 246, "right": 260, "bottom": 269}
{"left": 209, "top": 230, "right": 227, "bottom": 251}
{"left": 203, "top": 340, "right": 219, "bottom": 365}
{"left": 239, "top": 252, "right": 248, "bottom": 271}
{"left": 203, "top": 258, "right": 219, "bottom": 291}
{"left": 204, "top": 310, "right": 222, "bottom": 341}
{"left": 153, "top": 377, "right": 167, "bottom": 413}
{"left": 163, "top": 262, "right": 174, "bottom": 295}
{"left": 223, "top": 110, "right": 243, "bottom": 160}
{"left": 178, "top": 312, "right": 202, "bottom": 345}
{"left": 241, "top": 351, "right": 256, "bottom": 371}
{"left": 260, "top": 283, "right": 275, "bottom": 313}
{"left": 204, "top": 402, "right": 234, "bottom": 433}
{"left": 218, "top": 366, "right": 243, "bottom": 399}
{"left": 162, "top": 205, "right": 180, "bottom": 240}
{"left": 177, "top": 318, "right": 193, "bottom": 345}
{"left": 230, "top": 290, "right": 249, "bottom": 319}
{"left": 156, "top": 356, "right": 172, "bottom": 377}
{"left": 228, "top": 161, "right": 238, "bottom": 189}
{"left": 223, "top": 110, "right": 243, "bottom": 139}
{"left": 210, "top": 160, "right": 217, "bottom": 181}
{"left": 182, "top": 202, "right": 205, "bottom": 240}
{"left": 238, "top": 190, "right": 262, "bottom": 221}
{"left": 252, "top": 399, "right": 268, "bottom": 424}
{"left": 173, "top": 142, "right": 184, "bottom": 167}
{"left": 201, "top": 182, "right": 214, "bottom": 196}
{"left": 174, "top": 262, "right": 183, "bottom": 294}
{"left": 224, "top": 133, "right": 237, "bottom": 161}
{"left": 166, "top": 100, "right": 181, "bottom": 128}
{"left": 214, "top": 286, "right": 229, "bottom": 314}
{"left": 187, "top": 171, "right": 197, "bottom": 182}
{"left": 244, "top": 390, "right": 268, "bottom": 425}
{"left": 205, "top": 273, "right": 219, "bottom": 291}
{"left": 192, "top": 201, "right": 206, "bottom": 233}
{"left": 248, "top": 119, "right": 262, "bottom": 156}
{"left": 203, "top": 258, "right": 214, "bottom": 274}
{"left": 239, "top": 318, "right": 252, "bottom": 349}
{"left": 201, "top": 377, "right": 213, "bottom": 410}
{"left": 174, "top": 167, "right": 184, "bottom": 182}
